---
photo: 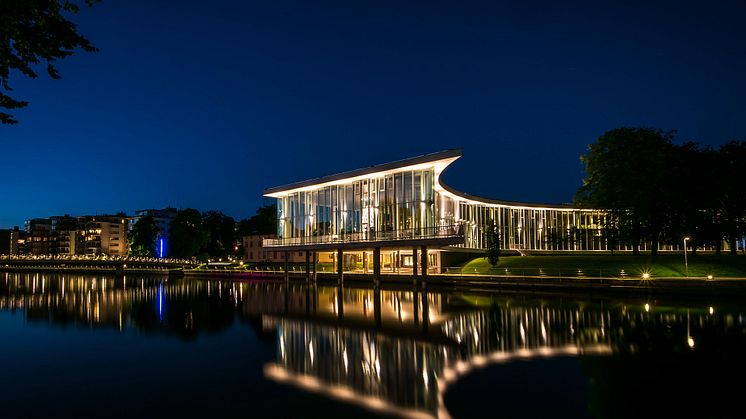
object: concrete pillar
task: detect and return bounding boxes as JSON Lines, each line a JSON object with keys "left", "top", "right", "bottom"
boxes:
{"left": 337, "top": 248, "right": 343, "bottom": 285}
{"left": 305, "top": 251, "right": 311, "bottom": 282}
{"left": 420, "top": 245, "right": 428, "bottom": 281}
{"left": 311, "top": 251, "right": 317, "bottom": 282}
{"left": 283, "top": 251, "right": 289, "bottom": 282}
{"left": 373, "top": 247, "right": 381, "bottom": 284}
{"left": 412, "top": 246, "right": 418, "bottom": 286}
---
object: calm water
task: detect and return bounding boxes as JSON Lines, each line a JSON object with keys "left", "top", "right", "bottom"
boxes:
{"left": 1, "top": 272, "right": 744, "bottom": 418}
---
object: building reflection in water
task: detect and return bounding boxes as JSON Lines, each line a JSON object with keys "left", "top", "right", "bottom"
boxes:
{"left": 257, "top": 285, "right": 746, "bottom": 418}
{"left": 1, "top": 272, "right": 745, "bottom": 417}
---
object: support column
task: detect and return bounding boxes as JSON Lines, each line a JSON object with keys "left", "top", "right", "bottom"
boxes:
{"left": 305, "top": 251, "right": 311, "bottom": 282}
{"left": 393, "top": 250, "right": 401, "bottom": 275}
{"left": 412, "top": 246, "right": 418, "bottom": 286}
{"left": 373, "top": 247, "right": 381, "bottom": 285}
{"left": 420, "top": 245, "right": 428, "bottom": 282}
{"left": 337, "top": 248, "right": 343, "bottom": 285}
{"left": 311, "top": 251, "right": 317, "bottom": 282}
{"left": 283, "top": 251, "right": 289, "bottom": 282}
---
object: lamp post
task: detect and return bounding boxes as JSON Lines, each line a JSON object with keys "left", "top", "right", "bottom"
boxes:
{"left": 683, "top": 237, "right": 690, "bottom": 277}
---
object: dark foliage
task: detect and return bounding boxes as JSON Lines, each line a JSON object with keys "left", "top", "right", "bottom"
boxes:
{"left": 1, "top": 0, "right": 99, "bottom": 124}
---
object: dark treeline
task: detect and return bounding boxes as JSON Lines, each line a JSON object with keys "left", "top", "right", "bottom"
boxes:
{"left": 576, "top": 127, "right": 746, "bottom": 255}
{"left": 129, "top": 204, "right": 277, "bottom": 260}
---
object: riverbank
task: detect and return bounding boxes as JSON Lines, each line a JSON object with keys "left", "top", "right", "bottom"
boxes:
{"left": 182, "top": 269, "right": 746, "bottom": 298}
{"left": 456, "top": 254, "right": 746, "bottom": 278}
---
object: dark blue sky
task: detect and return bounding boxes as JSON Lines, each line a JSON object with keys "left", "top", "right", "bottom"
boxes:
{"left": 2, "top": 0, "right": 745, "bottom": 228}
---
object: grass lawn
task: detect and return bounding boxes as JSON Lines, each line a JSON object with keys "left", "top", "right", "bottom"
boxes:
{"left": 456, "top": 254, "right": 746, "bottom": 279}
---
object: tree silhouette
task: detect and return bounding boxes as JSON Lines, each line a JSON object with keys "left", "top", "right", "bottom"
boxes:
{"left": 129, "top": 215, "right": 159, "bottom": 257}
{"left": 237, "top": 204, "right": 277, "bottom": 236}
{"left": 1, "top": 0, "right": 98, "bottom": 124}
{"left": 202, "top": 210, "right": 236, "bottom": 258}
{"left": 718, "top": 141, "right": 746, "bottom": 254}
{"left": 168, "top": 209, "right": 208, "bottom": 259}
{"left": 484, "top": 218, "right": 500, "bottom": 265}
{"left": 576, "top": 127, "right": 676, "bottom": 255}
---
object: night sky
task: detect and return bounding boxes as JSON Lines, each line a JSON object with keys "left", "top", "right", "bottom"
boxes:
{"left": 2, "top": 0, "right": 745, "bottom": 228}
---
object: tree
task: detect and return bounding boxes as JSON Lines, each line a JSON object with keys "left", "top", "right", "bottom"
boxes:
{"left": 129, "top": 215, "right": 159, "bottom": 257}
{"left": 717, "top": 141, "right": 746, "bottom": 255}
{"left": 1, "top": 0, "right": 98, "bottom": 124}
{"left": 576, "top": 127, "right": 677, "bottom": 255}
{"left": 168, "top": 209, "right": 208, "bottom": 259}
{"left": 666, "top": 143, "right": 719, "bottom": 256}
{"left": 484, "top": 218, "right": 500, "bottom": 266}
{"left": 237, "top": 204, "right": 277, "bottom": 236}
{"left": 202, "top": 210, "right": 236, "bottom": 258}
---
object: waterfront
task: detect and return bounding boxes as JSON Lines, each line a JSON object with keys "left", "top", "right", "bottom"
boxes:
{"left": 1, "top": 272, "right": 744, "bottom": 418}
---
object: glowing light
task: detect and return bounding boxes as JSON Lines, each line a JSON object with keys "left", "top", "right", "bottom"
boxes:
{"left": 688, "top": 337, "right": 695, "bottom": 348}
{"left": 641, "top": 272, "right": 651, "bottom": 280}
{"left": 158, "top": 282, "right": 164, "bottom": 320}
{"left": 709, "top": 306, "right": 714, "bottom": 315}
{"left": 644, "top": 303, "right": 650, "bottom": 312}
{"left": 707, "top": 274, "right": 713, "bottom": 280}
{"left": 159, "top": 238, "right": 164, "bottom": 258}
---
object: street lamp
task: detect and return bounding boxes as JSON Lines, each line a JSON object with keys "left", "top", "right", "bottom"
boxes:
{"left": 683, "top": 237, "right": 690, "bottom": 277}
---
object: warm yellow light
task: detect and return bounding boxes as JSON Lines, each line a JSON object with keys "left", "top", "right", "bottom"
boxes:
{"left": 687, "top": 337, "right": 695, "bottom": 348}
{"left": 684, "top": 237, "right": 690, "bottom": 241}
{"left": 709, "top": 306, "right": 714, "bottom": 315}
{"left": 644, "top": 303, "right": 650, "bottom": 312}
{"left": 642, "top": 272, "right": 651, "bottom": 280}
{"left": 707, "top": 274, "right": 713, "bottom": 280}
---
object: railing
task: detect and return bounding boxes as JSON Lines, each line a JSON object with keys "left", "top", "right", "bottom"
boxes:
{"left": 0, "top": 254, "right": 196, "bottom": 265}
{"left": 443, "top": 266, "right": 639, "bottom": 279}
{"left": 263, "top": 224, "right": 464, "bottom": 247}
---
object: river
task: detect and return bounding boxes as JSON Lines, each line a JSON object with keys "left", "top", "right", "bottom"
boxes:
{"left": 1, "top": 272, "right": 744, "bottom": 418}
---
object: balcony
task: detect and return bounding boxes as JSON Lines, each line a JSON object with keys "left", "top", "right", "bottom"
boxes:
{"left": 263, "top": 224, "right": 464, "bottom": 249}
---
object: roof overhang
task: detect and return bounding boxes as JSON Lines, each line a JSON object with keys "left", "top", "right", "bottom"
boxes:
{"left": 264, "top": 148, "right": 593, "bottom": 212}
{"left": 264, "top": 149, "right": 462, "bottom": 198}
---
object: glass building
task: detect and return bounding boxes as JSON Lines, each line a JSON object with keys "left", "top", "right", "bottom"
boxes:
{"left": 264, "top": 149, "right": 606, "bottom": 272}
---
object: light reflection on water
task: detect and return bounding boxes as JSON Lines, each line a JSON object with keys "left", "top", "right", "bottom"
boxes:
{"left": 1, "top": 271, "right": 745, "bottom": 418}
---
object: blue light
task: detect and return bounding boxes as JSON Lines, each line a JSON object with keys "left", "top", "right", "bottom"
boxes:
{"left": 159, "top": 238, "right": 164, "bottom": 259}
{"left": 158, "top": 282, "right": 163, "bottom": 321}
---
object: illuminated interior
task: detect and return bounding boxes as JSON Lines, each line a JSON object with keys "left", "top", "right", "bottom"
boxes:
{"left": 264, "top": 149, "right": 607, "bottom": 254}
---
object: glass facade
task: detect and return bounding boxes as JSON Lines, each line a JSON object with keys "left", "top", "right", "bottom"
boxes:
{"left": 276, "top": 168, "right": 441, "bottom": 245}
{"left": 449, "top": 199, "right": 607, "bottom": 251}
{"left": 267, "top": 151, "right": 608, "bottom": 251}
